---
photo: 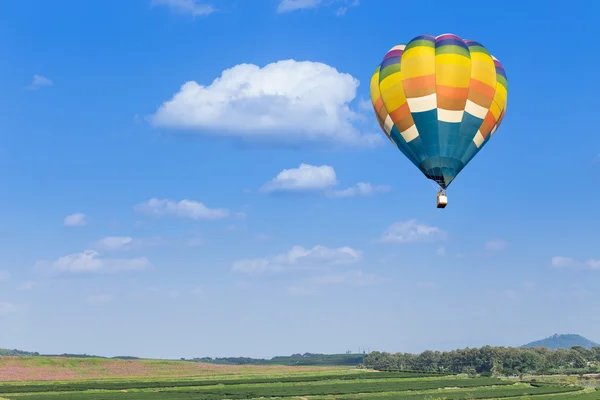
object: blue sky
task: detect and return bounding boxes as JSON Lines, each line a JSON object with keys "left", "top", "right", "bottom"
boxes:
{"left": 0, "top": 0, "right": 599, "bottom": 359}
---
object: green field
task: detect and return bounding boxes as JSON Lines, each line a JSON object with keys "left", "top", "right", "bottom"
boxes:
{"left": 0, "top": 369, "right": 595, "bottom": 400}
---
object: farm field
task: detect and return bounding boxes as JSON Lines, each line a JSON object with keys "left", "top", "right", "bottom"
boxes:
{"left": 0, "top": 356, "right": 343, "bottom": 381}
{"left": 0, "top": 359, "right": 596, "bottom": 400}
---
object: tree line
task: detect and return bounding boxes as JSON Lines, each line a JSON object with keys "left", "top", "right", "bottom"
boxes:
{"left": 362, "top": 346, "right": 600, "bottom": 376}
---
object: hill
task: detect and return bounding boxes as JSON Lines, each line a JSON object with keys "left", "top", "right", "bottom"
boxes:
{"left": 0, "top": 348, "right": 39, "bottom": 357}
{"left": 1, "top": 347, "right": 364, "bottom": 367}
{"left": 521, "top": 333, "right": 599, "bottom": 350}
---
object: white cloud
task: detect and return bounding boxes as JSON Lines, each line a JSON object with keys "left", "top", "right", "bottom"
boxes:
{"left": 135, "top": 198, "right": 240, "bottom": 220}
{"left": 64, "top": 213, "right": 87, "bottom": 227}
{"left": 232, "top": 245, "right": 361, "bottom": 274}
{"left": 485, "top": 239, "right": 509, "bottom": 251}
{"left": 524, "top": 281, "right": 536, "bottom": 291}
{"left": 277, "top": 0, "right": 358, "bottom": 14}
{"left": 35, "top": 250, "right": 150, "bottom": 275}
{"left": 377, "top": 220, "right": 447, "bottom": 244}
{"left": 0, "top": 270, "right": 10, "bottom": 281}
{"left": 150, "top": 60, "right": 380, "bottom": 148}
{"left": 235, "top": 281, "right": 252, "bottom": 290}
{"left": 0, "top": 301, "right": 19, "bottom": 314}
{"left": 187, "top": 234, "right": 205, "bottom": 247}
{"left": 287, "top": 269, "right": 383, "bottom": 296}
{"left": 18, "top": 281, "right": 35, "bottom": 291}
{"left": 261, "top": 164, "right": 388, "bottom": 197}
{"left": 551, "top": 256, "right": 600, "bottom": 271}
{"left": 335, "top": 0, "right": 359, "bottom": 15}
{"left": 277, "top": 0, "right": 322, "bottom": 12}
{"left": 328, "top": 182, "right": 389, "bottom": 198}
{"left": 435, "top": 247, "right": 446, "bottom": 256}
{"left": 93, "top": 236, "right": 136, "bottom": 252}
{"left": 504, "top": 289, "right": 519, "bottom": 303}
{"left": 26, "top": 74, "right": 53, "bottom": 90}
{"left": 262, "top": 164, "right": 336, "bottom": 192}
{"left": 254, "top": 233, "right": 271, "bottom": 241}
{"left": 86, "top": 294, "right": 115, "bottom": 305}
{"left": 357, "top": 97, "right": 373, "bottom": 112}
{"left": 587, "top": 259, "right": 600, "bottom": 270}
{"left": 150, "top": 0, "right": 215, "bottom": 16}
{"left": 551, "top": 256, "right": 576, "bottom": 268}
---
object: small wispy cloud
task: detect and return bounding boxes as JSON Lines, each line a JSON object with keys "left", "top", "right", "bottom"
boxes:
{"left": 135, "top": 198, "right": 244, "bottom": 220}
{"left": 286, "top": 269, "right": 385, "bottom": 296}
{"left": 277, "top": 0, "right": 322, "bottom": 13}
{"left": 484, "top": 239, "right": 509, "bottom": 251}
{"left": 376, "top": 220, "right": 447, "bottom": 244}
{"left": 64, "top": 213, "right": 87, "bottom": 227}
{"left": 277, "top": 0, "right": 358, "bottom": 15}
{"left": 0, "top": 301, "right": 22, "bottom": 314}
{"left": 504, "top": 289, "right": 519, "bottom": 303}
{"left": 551, "top": 256, "right": 599, "bottom": 270}
{"left": 18, "top": 281, "right": 35, "bottom": 291}
{"left": 150, "top": 0, "right": 215, "bottom": 16}
{"left": 34, "top": 250, "right": 151, "bottom": 276}
{"left": 93, "top": 236, "right": 136, "bottom": 252}
{"left": 26, "top": 74, "right": 53, "bottom": 90}
{"left": 86, "top": 294, "right": 115, "bottom": 305}
{"left": 232, "top": 245, "right": 361, "bottom": 274}
{"left": 335, "top": 0, "right": 359, "bottom": 15}
{"left": 0, "top": 270, "right": 10, "bottom": 281}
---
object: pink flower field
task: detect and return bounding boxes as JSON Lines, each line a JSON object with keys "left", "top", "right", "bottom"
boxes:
{"left": 0, "top": 356, "right": 339, "bottom": 382}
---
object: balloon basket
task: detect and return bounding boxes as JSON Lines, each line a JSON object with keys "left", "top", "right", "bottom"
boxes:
{"left": 437, "top": 191, "right": 448, "bottom": 209}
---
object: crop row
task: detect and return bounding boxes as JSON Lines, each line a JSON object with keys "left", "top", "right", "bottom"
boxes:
{"left": 308, "top": 385, "right": 587, "bottom": 399}
{"left": 0, "top": 372, "right": 446, "bottom": 394}
{"left": 1, "top": 383, "right": 586, "bottom": 400}
{"left": 3, "top": 378, "right": 513, "bottom": 399}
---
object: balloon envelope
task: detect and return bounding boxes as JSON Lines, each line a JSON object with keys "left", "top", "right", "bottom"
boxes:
{"left": 370, "top": 34, "right": 508, "bottom": 189}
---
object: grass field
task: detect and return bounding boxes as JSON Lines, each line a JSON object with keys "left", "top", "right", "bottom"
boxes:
{"left": 0, "top": 356, "right": 597, "bottom": 399}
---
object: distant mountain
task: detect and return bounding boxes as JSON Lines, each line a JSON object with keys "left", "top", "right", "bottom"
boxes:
{"left": 521, "top": 334, "right": 599, "bottom": 350}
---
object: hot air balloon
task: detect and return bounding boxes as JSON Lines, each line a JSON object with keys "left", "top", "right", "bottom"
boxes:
{"left": 370, "top": 34, "right": 508, "bottom": 208}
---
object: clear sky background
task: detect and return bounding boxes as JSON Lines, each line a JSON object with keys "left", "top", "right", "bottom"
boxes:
{"left": 0, "top": 0, "right": 598, "bottom": 359}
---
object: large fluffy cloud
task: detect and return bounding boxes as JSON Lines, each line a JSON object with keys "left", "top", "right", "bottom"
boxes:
{"left": 261, "top": 163, "right": 389, "bottom": 197}
{"left": 232, "top": 245, "right": 361, "bottom": 274}
{"left": 150, "top": 60, "right": 379, "bottom": 147}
